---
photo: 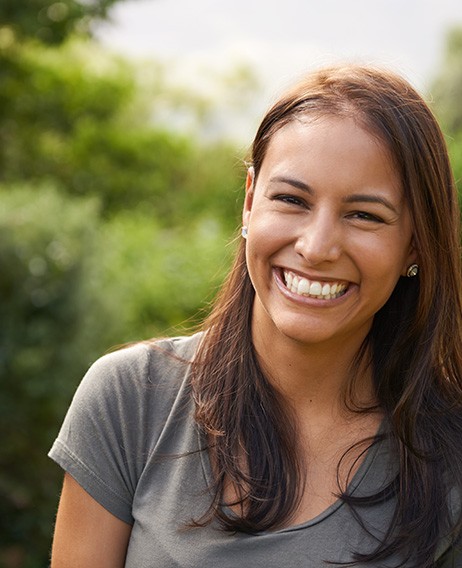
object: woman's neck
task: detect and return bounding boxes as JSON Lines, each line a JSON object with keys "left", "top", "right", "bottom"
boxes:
{"left": 251, "top": 323, "right": 376, "bottom": 419}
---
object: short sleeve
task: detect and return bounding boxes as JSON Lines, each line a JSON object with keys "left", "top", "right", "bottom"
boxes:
{"left": 48, "top": 343, "right": 154, "bottom": 524}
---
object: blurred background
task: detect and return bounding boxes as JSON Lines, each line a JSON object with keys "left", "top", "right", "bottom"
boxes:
{"left": 0, "top": 0, "right": 461, "bottom": 566}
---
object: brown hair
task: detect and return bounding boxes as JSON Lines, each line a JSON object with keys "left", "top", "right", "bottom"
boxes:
{"left": 191, "top": 65, "right": 462, "bottom": 566}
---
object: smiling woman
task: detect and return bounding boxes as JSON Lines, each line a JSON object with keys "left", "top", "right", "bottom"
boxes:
{"left": 49, "top": 65, "right": 462, "bottom": 568}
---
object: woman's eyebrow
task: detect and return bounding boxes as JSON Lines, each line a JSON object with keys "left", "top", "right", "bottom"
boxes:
{"left": 268, "top": 175, "right": 314, "bottom": 193}
{"left": 343, "top": 194, "right": 399, "bottom": 215}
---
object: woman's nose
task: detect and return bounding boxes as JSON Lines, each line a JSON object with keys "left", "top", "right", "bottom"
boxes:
{"left": 293, "top": 212, "right": 342, "bottom": 266}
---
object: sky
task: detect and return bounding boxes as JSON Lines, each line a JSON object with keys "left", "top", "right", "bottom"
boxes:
{"left": 96, "top": 0, "right": 462, "bottom": 139}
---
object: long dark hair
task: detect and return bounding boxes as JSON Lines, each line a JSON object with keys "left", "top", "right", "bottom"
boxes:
{"left": 190, "top": 65, "right": 462, "bottom": 566}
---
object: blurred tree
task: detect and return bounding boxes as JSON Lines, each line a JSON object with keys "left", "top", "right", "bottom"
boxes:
{"left": 95, "top": 211, "right": 236, "bottom": 342}
{"left": 430, "top": 26, "right": 462, "bottom": 190}
{"left": 0, "top": 0, "right": 123, "bottom": 45}
{"left": 431, "top": 27, "right": 462, "bottom": 133}
{"left": 0, "top": 185, "right": 106, "bottom": 567}
{"left": 0, "top": 40, "right": 136, "bottom": 197}
{"left": 0, "top": 38, "right": 245, "bottom": 223}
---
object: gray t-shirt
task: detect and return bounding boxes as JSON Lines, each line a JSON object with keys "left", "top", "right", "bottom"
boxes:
{"left": 49, "top": 334, "right": 457, "bottom": 567}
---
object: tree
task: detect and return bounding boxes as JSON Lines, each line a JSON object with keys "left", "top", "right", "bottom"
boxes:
{"left": 0, "top": 37, "right": 245, "bottom": 222}
{"left": 430, "top": 26, "right": 462, "bottom": 191}
{"left": 0, "top": 0, "right": 122, "bottom": 45}
{"left": 0, "top": 185, "right": 105, "bottom": 567}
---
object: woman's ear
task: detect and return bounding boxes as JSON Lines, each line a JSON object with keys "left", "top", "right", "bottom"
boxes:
{"left": 242, "top": 167, "right": 255, "bottom": 228}
{"left": 401, "top": 238, "right": 419, "bottom": 277}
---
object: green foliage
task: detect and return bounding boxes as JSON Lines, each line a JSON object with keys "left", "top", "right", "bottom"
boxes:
{"left": 0, "top": 185, "right": 105, "bottom": 567}
{"left": 0, "top": 38, "right": 246, "bottom": 220}
{"left": 67, "top": 122, "right": 195, "bottom": 213}
{"left": 431, "top": 27, "right": 462, "bottom": 134}
{"left": 0, "top": 40, "right": 136, "bottom": 200}
{"left": 0, "top": 0, "right": 121, "bottom": 45}
{"left": 431, "top": 26, "right": 462, "bottom": 195}
{"left": 160, "top": 141, "right": 246, "bottom": 231}
{"left": 447, "top": 136, "right": 462, "bottom": 191}
{"left": 96, "top": 212, "right": 237, "bottom": 341}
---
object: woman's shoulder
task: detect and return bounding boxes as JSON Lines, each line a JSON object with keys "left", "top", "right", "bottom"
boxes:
{"left": 48, "top": 333, "right": 203, "bottom": 523}
{"left": 145, "top": 331, "right": 204, "bottom": 366}
{"left": 67, "top": 332, "right": 203, "bottom": 417}
{"left": 86, "top": 332, "right": 202, "bottom": 385}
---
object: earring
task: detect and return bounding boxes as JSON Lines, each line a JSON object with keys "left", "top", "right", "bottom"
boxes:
{"left": 241, "top": 226, "right": 248, "bottom": 239}
{"left": 406, "top": 264, "right": 419, "bottom": 277}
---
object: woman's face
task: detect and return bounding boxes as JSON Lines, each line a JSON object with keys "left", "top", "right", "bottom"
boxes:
{"left": 243, "top": 115, "right": 416, "bottom": 350}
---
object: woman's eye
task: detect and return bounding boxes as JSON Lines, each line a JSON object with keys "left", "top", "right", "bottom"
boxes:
{"left": 274, "top": 194, "right": 306, "bottom": 207}
{"left": 350, "top": 211, "right": 384, "bottom": 223}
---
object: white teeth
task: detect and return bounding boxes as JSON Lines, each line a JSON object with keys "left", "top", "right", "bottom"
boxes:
{"left": 298, "top": 279, "right": 311, "bottom": 294}
{"left": 282, "top": 271, "right": 348, "bottom": 300}
{"left": 309, "top": 281, "right": 322, "bottom": 295}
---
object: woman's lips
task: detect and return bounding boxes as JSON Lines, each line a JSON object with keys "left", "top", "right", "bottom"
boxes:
{"left": 282, "top": 269, "right": 349, "bottom": 300}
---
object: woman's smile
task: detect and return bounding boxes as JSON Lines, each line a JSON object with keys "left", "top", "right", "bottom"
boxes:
{"left": 281, "top": 269, "right": 349, "bottom": 300}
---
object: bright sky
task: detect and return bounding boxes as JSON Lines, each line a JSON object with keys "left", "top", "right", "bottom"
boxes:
{"left": 96, "top": 0, "right": 462, "bottom": 139}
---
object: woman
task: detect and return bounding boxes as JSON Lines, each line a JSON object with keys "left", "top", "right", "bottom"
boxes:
{"left": 49, "top": 65, "right": 462, "bottom": 567}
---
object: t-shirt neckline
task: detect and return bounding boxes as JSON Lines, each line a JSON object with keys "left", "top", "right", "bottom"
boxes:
{"left": 197, "top": 421, "right": 385, "bottom": 534}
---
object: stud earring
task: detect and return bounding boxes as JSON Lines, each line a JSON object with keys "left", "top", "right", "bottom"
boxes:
{"left": 241, "top": 226, "right": 248, "bottom": 239}
{"left": 406, "top": 264, "right": 419, "bottom": 277}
